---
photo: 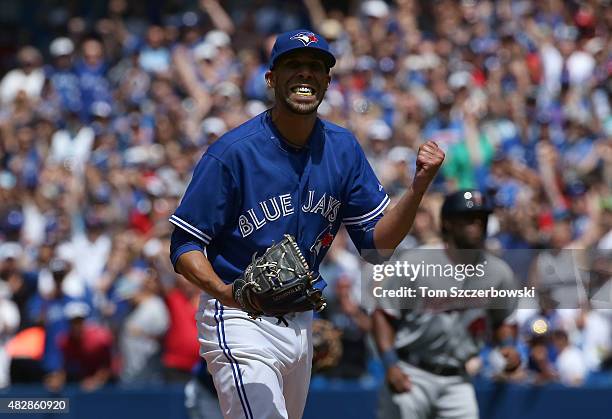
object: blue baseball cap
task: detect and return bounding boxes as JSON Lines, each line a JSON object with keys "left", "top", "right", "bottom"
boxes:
{"left": 269, "top": 29, "right": 336, "bottom": 70}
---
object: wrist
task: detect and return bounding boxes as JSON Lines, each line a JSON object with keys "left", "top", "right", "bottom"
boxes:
{"left": 217, "top": 283, "right": 237, "bottom": 307}
{"left": 381, "top": 349, "right": 400, "bottom": 370}
{"left": 409, "top": 182, "right": 429, "bottom": 197}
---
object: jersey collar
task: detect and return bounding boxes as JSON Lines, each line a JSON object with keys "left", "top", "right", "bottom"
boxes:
{"left": 263, "top": 110, "right": 324, "bottom": 154}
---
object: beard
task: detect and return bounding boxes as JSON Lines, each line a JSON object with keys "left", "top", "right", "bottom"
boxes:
{"left": 452, "top": 235, "right": 485, "bottom": 250}
{"left": 276, "top": 87, "right": 325, "bottom": 115}
{"left": 444, "top": 215, "right": 488, "bottom": 250}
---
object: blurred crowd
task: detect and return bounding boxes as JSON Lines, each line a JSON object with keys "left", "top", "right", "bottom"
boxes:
{"left": 0, "top": 0, "right": 610, "bottom": 392}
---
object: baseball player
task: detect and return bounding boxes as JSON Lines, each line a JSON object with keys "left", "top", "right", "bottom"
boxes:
{"left": 374, "top": 190, "right": 518, "bottom": 419}
{"left": 170, "top": 29, "right": 444, "bottom": 419}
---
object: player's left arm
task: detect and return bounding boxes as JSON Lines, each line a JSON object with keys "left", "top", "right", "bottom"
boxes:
{"left": 373, "top": 141, "right": 444, "bottom": 256}
{"left": 373, "top": 309, "right": 412, "bottom": 393}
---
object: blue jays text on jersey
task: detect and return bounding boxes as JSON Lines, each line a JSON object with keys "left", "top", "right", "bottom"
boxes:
{"left": 237, "top": 189, "right": 341, "bottom": 238}
{"left": 169, "top": 110, "right": 389, "bottom": 286}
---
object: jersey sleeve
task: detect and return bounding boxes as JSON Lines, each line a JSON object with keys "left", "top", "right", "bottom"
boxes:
{"left": 170, "top": 153, "right": 239, "bottom": 248}
{"left": 342, "top": 141, "right": 389, "bottom": 257}
{"left": 169, "top": 227, "right": 206, "bottom": 268}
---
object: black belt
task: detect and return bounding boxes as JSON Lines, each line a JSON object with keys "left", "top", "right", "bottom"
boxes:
{"left": 398, "top": 351, "right": 464, "bottom": 376}
{"left": 396, "top": 348, "right": 465, "bottom": 376}
{"left": 413, "top": 360, "right": 463, "bottom": 376}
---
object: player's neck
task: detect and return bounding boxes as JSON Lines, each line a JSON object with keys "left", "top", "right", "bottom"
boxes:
{"left": 270, "top": 106, "right": 317, "bottom": 147}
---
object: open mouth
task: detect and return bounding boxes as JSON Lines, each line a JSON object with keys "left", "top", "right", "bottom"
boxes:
{"left": 290, "top": 85, "right": 316, "bottom": 97}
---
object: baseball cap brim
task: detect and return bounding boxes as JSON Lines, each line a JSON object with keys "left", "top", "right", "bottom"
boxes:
{"left": 271, "top": 48, "right": 336, "bottom": 70}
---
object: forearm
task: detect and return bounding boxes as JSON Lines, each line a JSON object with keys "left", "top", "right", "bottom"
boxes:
{"left": 464, "top": 117, "right": 483, "bottom": 166}
{"left": 200, "top": 0, "right": 234, "bottom": 34}
{"left": 374, "top": 140, "right": 443, "bottom": 253}
{"left": 372, "top": 309, "right": 397, "bottom": 353}
{"left": 303, "top": 0, "right": 326, "bottom": 30}
{"left": 539, "top": 163, "right": 564, "bottom": 209}
{"left": 172, "top": 47, "right": 205, "bottom": 99}
{"left": 175, "top": 250, "right": 237, "bottom": 307}
{"left": 373, "top": 186, "right": 426, "bottom": 254}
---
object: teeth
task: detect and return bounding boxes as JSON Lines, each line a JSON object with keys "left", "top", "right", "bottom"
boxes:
{"left": 292, "top": 86, "right": 313, "bottom": 96}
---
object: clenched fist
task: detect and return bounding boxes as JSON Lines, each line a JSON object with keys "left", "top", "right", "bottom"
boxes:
{"left": 412, "top": 141, "right": 445, "bottom": 193}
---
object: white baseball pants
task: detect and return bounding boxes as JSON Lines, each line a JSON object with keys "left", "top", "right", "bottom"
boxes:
{"left": 196, "top": 296, "right": 313, "bottom": 419}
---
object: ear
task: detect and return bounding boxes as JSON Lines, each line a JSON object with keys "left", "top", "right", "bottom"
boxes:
{"left": 265, "top": 70, "right": 274, "bottom": 88}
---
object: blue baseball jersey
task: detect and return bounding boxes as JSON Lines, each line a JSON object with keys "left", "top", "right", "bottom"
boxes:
{"left": 169, "top": 111, "right": 388, "bottom": 285}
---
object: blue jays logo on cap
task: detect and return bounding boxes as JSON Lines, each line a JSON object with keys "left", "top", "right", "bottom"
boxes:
{"left": 290, "top": 32, "right": 319, "bottom": 46}
{"left": 269, "top": 29, "right": 336, "bottom": 69}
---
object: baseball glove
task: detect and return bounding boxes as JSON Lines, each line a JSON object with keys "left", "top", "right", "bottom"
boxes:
{"left": 232, "top": 234, "right": 327, "bottom": 320}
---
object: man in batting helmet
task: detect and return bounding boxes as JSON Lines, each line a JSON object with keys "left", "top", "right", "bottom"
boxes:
{"left": 440, "top": 190, "right": 493, "bottom": 250}
{"left": 374, "top": 190, "right": 519, "bottom": 419}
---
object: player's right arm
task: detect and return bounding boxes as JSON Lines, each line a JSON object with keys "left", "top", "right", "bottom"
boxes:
{"left": 373, "top": 309, "right": 411, "bottom": 393}
{"left": 169, "top": 152, "right": 240, "bottom": 308}
{"left": 174, "top": 247, "right": 238, "bottom": 308}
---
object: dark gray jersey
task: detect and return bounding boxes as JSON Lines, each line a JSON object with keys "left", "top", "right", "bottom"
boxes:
{"left": 377, "top": 248, "right": 517, "bottom": 368}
